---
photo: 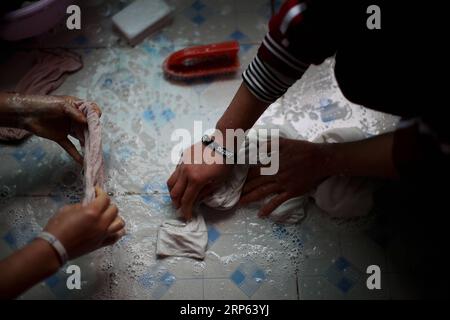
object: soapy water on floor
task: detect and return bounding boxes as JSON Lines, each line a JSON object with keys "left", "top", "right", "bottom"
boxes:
{"left": 0, "top": 38, "right": 398, "bottom": 299}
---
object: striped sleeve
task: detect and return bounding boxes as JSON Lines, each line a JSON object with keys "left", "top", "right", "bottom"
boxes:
{"left": 243, "top": 55, "right": 298, "bottom": 104}
{"left": 243, "top": 0, "right": 338, "bottom": 104}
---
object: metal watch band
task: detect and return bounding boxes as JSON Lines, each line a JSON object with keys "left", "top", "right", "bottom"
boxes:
{"left": 37, "top": 231, "right": 68, "bottom": 266}
{"left": 201, "top": 135, "right": 235, "bottom": 160}
{"left": 209, "top": 141, "right": 234, "bottom": 159}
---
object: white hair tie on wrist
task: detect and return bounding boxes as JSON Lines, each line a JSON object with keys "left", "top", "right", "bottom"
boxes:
{"left": 36, "top": 231, "right": 69, "bottom": 266}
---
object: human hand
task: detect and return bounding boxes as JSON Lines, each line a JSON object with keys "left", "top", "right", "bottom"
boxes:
{"left": 43, "top": 187, "right": 125, "bottom": 260}
{"left": 239, "top": 138, "right": 331, "bottom": 217}
{"left": 21, "top": 95, "right": 101, "bottom": 164}
{"left": 167, "top": 140, "right": 234, "bottom": 220}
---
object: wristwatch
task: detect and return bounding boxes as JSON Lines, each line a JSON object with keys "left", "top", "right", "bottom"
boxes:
{"left": 201, "top": 134, "right": 235, "bottom": 160}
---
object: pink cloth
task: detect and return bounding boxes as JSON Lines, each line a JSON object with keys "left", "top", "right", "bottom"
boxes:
{"left": 0, "top": 50, "right": 104, "bottom": 203}
{"left": 0, "top": 127, "right": 30, "bottom": 140}
{"left": 75, "top": 102, "right": 104, "bottom": 204}
{"left": 15, "top": 50, "right": 82, "bottom": 94}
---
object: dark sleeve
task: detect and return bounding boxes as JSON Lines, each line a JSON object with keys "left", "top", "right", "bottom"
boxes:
{"left": 393, "top": 116, "right": 450, "bottom": 183}
{"left": 242, "top": 0, "right": 340, "bottom": 104}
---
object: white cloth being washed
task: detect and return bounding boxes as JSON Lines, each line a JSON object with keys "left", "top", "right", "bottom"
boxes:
{"left": 311, "top": 127, "right": 374, "bottom": 218}
{"left": 156, "top": 214, "right": 207, "bottom": 260}
{"left": 156, "top": 126, "right": 374, "bottom": 260}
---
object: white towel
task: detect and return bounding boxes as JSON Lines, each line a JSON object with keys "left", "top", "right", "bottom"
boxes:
{"left": 156, "top": 126, "right": 374, "bottom": 260}
{"left": 156, "top": 214, "right": 207, "bottom": 260}
{"left": 311, "top": 127, "right": 374, "bottom": 218}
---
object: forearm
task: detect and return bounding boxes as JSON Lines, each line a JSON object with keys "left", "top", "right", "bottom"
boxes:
{"left": 0, "top": 239, "right": 60, "bottom": 299}
{"left": 0, "top": 92, "right": 62, "bottom": 128}
{"left": 0, "top": 92, "right": 27, "bottom": 128}
{"left": 323, "top": 131, "right": 399, "bottom": 179}
{"left": 215, "top": 83, "right": 269, "bottom": 146}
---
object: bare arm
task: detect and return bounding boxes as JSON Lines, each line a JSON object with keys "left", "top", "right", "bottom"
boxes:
{"left": 0, "top": 239, "right": 60, "bottom": 299}
{"left": 241, "top": 130, "right": 402, "bottom": 216}
{"left": 323, "top": 131, "right": 399, "bottom": 179}
{"left": 0, "top": 92, "right": 101, "bottom": 163}
{"left": 215, "top": 83, "right": 269, "bottom": 138}
{"left": 167, "top": 83, "right": 269, "bottom": 219}
{"left": 0, "top": 93, "right": 84, "bottom": 127}
{"left": 0, "top": 188, "right": 125, "bottom": 299}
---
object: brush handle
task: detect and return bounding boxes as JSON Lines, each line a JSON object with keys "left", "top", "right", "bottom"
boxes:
{"left": 166, "top": 41, "right": 239, "bottom": 67}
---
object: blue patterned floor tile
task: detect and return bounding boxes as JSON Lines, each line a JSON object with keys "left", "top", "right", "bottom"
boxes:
{"left": 325, "top": 257, "right": 361, "bottom": 293}
{"left": 138, "top": 264, "right": 176, "bottom": 299}
{"left": 207, "top": 225, "right": 221, "bottom": 245}
{"left": 230, "top": 260, "right": 266, "bottom": 297}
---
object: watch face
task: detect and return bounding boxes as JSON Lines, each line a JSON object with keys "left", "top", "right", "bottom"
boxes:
{"left": 201, "top": 135, "right": 211, "bottom": 143}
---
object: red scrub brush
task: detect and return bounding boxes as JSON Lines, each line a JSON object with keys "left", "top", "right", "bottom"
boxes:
{"left": 162, "top": 41, "right": 240, "bottom": 80}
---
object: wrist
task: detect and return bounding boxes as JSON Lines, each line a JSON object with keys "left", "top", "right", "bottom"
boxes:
{"left": 319, "top": 140, "right": 363, "bottom": 178}
{"left": 202, "top": 132, "right": 236, "bottom": 165}
{"left": 213, "top": 125, "right": 245, "bottom": 157}
{"left": 316, "top": 142, "right": 341, "bottom": 178}
{"left": 30, "top": 238, "right": 62, "bottom": 272}
{"left": 213, "top": 125, "right": 227, "bottom": 145}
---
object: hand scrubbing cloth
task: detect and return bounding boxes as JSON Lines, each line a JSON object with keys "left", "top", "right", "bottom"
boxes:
{"left": 156, "top": 126, "right": 375, "bottom": 260}
{"left": 156, "top": 125, "right": 306, "bottom": 260}
{"left": 202, "top": 124, "right": 308, "bottom": 224}
{"left": 238, "top": 126, "right": 374, "bottom": 219}
{"left": 0, "top": 50, "right": 104, "bottom": 204}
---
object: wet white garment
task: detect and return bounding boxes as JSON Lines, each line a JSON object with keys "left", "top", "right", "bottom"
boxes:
{"left": 156, "top": 125, "right": 298, "bottom": 260}
{"left": 156, "top": 214, "right": 207, "bottom": 260}
{"left": 264, "top": 196, "right": 308, "bottom": 224}
{"left": 202, "top": 123, "right": 307, "bottom": 224}
{"left": 156, "top": 126, "right": 374, "bottom": 260}
{"left": 311, "top": 127, "right": 374, "bottom": 218}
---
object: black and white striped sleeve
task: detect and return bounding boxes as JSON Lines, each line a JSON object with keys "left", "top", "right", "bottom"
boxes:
{"left": 243, "top": 54, "right": 302, "bottom": 104}
{"left": 242, "top": 0, "right": 338, "bottom": 104}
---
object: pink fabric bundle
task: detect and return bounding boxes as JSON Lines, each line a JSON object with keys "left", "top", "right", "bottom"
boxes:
{"left": 0, "top": 50, "right": 104, "bottom": 203}
{"left": 15, "top": 50, "right": 82, "bottom": 94}
{"left": 75, "top": 102, "right": 104, "bottom": 204}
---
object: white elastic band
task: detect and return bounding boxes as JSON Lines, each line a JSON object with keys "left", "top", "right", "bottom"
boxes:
{"left": 37, "top": 231, "right": 68, "bottom": 266}
{"left": 280, "top": 2, "right": 307, "bottom": 34}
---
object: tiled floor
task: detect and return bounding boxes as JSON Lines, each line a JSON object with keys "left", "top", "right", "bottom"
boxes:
{"left": 0, "top": 0, "right": 420, "bottom": 299}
